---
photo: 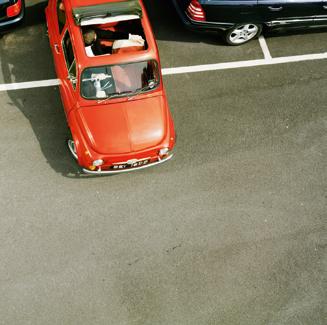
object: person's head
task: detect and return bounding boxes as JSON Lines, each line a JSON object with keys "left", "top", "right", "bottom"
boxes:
{"left": 59, "top": 1, "right": 65, "bottom": 11}
{"left": 83, "top": 29, "right": 97, "bottom": 45}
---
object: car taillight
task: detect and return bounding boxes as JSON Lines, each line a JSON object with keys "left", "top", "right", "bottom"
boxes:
{"left": 7, "top": 0, "right": 22, "bottom": 18}
{"left": 186, "top": 0, "right": 206, "bottom": 22}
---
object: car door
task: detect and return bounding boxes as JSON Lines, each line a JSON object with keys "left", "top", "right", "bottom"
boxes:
{"left": 46, "top": 0, "right": 77, "bottom": 116}
{"left": 315, "top": 0, "right": 327, "bottom": 25}
{"left": 258, "top": 0, "right": 322, "bottom": 28}
{"left": 202, "top": 0, "right": 259, "bottom": 24}
{"left": 59, "top": 28, "right": 78, "bottom": 117}
{"left": 46, "top": 0, "right": 66, "bottom": 77}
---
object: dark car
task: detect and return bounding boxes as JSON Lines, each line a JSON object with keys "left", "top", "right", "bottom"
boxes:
{"left": 172, "top": 0, "right": 327, "bottom": 45}
{"left": 0, "top": 0, "right": 25, "bottom": 30}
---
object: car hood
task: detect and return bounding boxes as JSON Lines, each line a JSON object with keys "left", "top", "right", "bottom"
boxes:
{"left": 75, "top": 96, "right": 167, "bottom": 155}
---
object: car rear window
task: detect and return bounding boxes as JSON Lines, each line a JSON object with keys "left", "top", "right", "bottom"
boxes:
{"left": 73, "top": 0, "right": 142, "bottom": 26}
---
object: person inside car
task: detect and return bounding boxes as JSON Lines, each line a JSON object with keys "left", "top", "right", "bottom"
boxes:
{"left": 83, "top": 28, "right": 144, "bottom": 56}
{"left": 57, "top": 0, "right": 66, "bottom": 29}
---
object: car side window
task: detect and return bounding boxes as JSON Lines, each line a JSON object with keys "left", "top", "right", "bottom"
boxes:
{"left": 62, "top": 30, "right": 77, "bottom": 89}
{"left": 57, "top": 0, "right": 66, "bottom": 34}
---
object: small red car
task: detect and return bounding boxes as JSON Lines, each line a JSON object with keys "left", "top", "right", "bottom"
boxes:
{"left": 45, "top": 0, "right": 175, "bottom": 174}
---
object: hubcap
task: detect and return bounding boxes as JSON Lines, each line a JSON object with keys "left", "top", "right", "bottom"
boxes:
{"left": 229, "top": 24, "right": 259, "bottom": 44}
{"left": 67, "top": 139, "right": 78, "bottom": 160}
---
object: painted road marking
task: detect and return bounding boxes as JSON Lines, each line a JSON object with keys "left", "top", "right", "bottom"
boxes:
{"left": 0, "top": 52, "right": 327, "bottom": 91}
{"left": 258, "top": 35, "right": 272, "bottom": 60}
{"left": 162, "top": 52, "right": 327, "bottom": 75}
{"left": 0, "top": 79, "right": 60, "bottom": 91}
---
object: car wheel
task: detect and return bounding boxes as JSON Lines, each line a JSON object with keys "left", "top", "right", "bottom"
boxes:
{"left": 67, "top": 139, "right": 78, "bottom": 160}
{"left": 225, "top": 23, "right": 262, "bottom": 45}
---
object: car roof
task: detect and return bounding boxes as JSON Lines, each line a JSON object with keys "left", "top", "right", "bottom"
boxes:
{"left": 62, "top": 0, "right": 158, "bottom": 69}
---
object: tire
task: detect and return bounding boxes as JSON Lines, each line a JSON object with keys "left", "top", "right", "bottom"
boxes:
{"left": 225, "top": 23, "right": 262, "bottom": 45}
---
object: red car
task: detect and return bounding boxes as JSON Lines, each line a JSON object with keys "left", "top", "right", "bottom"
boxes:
{"left": 45, "top": 0, "right": 175, "bottom": 174}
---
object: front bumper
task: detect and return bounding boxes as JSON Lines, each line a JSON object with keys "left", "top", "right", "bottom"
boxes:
{"left": 82, "top": 153, "right": 174, "bottom": 175}
{"left": 171, "top": 0, "right": 233, "bottom": 32}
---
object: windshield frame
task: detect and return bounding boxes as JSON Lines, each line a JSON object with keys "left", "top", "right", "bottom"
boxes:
{"left": 80, "top": 59, "right": 161, "bottom": 101}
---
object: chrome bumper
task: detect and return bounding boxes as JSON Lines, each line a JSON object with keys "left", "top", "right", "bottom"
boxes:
{"left": 82, "top": 153, "right": 173, "bottom": 175}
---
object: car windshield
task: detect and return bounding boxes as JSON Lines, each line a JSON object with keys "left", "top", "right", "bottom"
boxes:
{"left": 81, "top": 60, "right": 159, "bottom": 100}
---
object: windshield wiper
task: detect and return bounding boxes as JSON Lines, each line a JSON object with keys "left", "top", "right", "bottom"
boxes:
{"left": 97, "top": 81, "right": 157, "bottom": 103}
{"left": 127, "top": 84, "right": 156, "bottom": 101}
{"left": 97, "top": 91, "right": 133, "bottom": 104}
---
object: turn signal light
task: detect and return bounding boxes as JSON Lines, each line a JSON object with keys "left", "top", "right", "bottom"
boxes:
{"left": 159, "top": 148, "right": 169, "bottom": 157}
{"left": 186, "top": 0, "right": 206, "bottom": 22}
{"left": 7, "top": 0, "right": 22, "bottom": 18}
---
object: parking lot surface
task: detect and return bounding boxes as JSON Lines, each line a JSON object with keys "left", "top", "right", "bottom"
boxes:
{"left": 0, "top": 1, "right": 326, "bottom": 324}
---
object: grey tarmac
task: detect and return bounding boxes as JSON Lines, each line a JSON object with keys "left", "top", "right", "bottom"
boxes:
{"left": 0, "top": 0, "right": 326, "bottom": 324}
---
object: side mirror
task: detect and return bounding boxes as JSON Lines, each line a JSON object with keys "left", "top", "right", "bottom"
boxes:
{"left": 67, "top": 60, "right": 77, "bottom": 88}
{"left": 68, "top": 75, "right": 77, "bottom": 83}
{"left": 67, "top": 74, "right": 77, "bottom": 89}
{"left": 148, "top": 79, "right": 156, "bottom": 89}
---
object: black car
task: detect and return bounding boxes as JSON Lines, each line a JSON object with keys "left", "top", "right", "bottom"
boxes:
{"left": 0, "top": 0, "right": 25, "bottom": 31}
{"left": 172, "top": 0, "right": 327, "bottom": 45}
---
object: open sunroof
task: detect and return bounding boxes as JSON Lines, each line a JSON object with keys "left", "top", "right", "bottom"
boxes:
{"left": 73, "top": 0, "right": 142, "bottom": 26}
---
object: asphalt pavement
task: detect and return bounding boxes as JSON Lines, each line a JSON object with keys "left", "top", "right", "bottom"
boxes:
{"left": 0, "top": 1, "right": 326, "bottom": 324}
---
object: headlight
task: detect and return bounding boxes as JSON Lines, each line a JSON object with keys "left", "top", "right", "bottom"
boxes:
{"left": 92, "top": 159, "right": 104, "bottom": 167}
{"left": 159, "top": 148, "right": 169, "bottom": 156}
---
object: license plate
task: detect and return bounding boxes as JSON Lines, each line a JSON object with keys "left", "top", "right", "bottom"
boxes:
{"left": 111, "top": 159, "right": 150, "bottom": 170}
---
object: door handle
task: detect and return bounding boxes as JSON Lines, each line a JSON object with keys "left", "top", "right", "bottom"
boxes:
{"left": 54, "top": 43, "right": 61, "bottom": 54}
{"left": 268, "top": 6, "right": 283, "bottom": 11}
{"left": 323, "top": 5, "right": 327, "bottom": 9}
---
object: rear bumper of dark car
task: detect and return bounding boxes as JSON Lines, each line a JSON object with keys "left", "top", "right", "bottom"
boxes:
{"left": 0, "top": 2, "right": 24, "bottom": 30}
{"left": 171, "top": 0, "right": 233, "bottom": 32}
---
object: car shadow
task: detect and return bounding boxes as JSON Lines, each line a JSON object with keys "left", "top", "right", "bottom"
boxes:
{"left": 264, "top": 25, "right": 327, "bottom": 39}
{"left": 0, "top": 1, "right": 91, "bottom": 178}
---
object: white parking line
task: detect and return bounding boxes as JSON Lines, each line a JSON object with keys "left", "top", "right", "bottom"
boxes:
{"left": 258, "top": 35, "right": 272, "bottom": 60}
{"left": 162, "top": 52, "right": 327, "bottom": 75}
{"left": 0, "top": 79, "right": 60, "bottom": 91}
{"left": 0, "top": 52, "right": 327, "bottom": 91}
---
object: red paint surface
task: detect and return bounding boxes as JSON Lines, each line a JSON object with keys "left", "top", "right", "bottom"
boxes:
{"left": 46, "top": 0, "right": 175, "bottom": 170}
